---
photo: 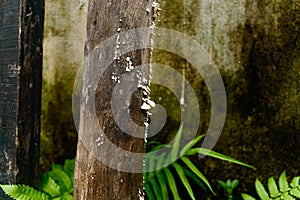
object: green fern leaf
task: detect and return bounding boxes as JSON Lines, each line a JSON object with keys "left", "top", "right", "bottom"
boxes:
{"left": 63, "top": 158, "right": 75, "bottom": 182}
{"left": 162, "top": 167, "right": 180, "bottom": 200}
{"left": 180, "top": 134, "right": 205, "bottom": 156}
{"left": 186, "top": 148, "right": 256, "bottom": 170}
{"left": 0, "top": 184, "right": 50, "bottom": 200}
{"left": 290, "top": 188, "right": 300, "bottom": 199}
{"left": 173, "top": 162, "right": 195, "bottom": 200}
{"left": 40, "top": 174, "right": 61, "bottom": 197}
{"left": 144, "top": 183, "right": 155, "bottom": 200}
{"left": 170, "top": 122, "right": 184, "bottom": 162}
{"left": 156, "top": 171, "right": 169, "bottom": 200}
{"left": 149, "top": 176, "right": 163, "bottom": 199}
{"left": 52, "top": 163, "right": 63, "bottom": 171}
{"left": 182, "top": 167, "right": 207, "bottom": 192}
{"left": 61, "top": 192, "right": 73, "bottom": 200}
{"left": 281, "top": 192, "right": 296, "bottom": 200}
{"left": 268, "top": 177, "right": 280, "bottom": 198}
{"left": 241, "top": 193, "right": 256, "bottom": 200}
{"left": 279, "top": 171, "right": 290, "bottom": 192}
{"left": 255, "top": 178, "right": 270, "bottom": 200}
{"left": 47, "top": 169, "right": 73, "bottom": 193}
{"left": 181, "top": 156, "right": 214, "bottom": 193}
{"left": 290, "top": 177, "right": 300, "bottom": 188}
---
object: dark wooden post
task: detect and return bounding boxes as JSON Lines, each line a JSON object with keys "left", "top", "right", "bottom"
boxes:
{"left": 0, "top": 0, "right": 44, "bottom": 199}
{"left": 74, "top": 0, "right": 153, "bottom": 199}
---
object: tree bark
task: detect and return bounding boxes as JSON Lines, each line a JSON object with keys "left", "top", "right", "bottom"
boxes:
{"left": 0, "top": 0, "right": 44, "bottom": 199}
{"left": 74, "top": 0, "right": 152, "bottom": 199}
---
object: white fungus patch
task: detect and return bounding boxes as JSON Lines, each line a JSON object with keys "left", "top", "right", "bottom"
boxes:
{"left": 125, "top": 57, "right": 134, "bottom": 72}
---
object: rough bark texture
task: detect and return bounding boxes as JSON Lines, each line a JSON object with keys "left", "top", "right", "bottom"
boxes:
{"left": 74, "top": 0, "right": 152, "bottom": 199}
{"left": 0, "top": 0, "right": 44, "bottom": 199}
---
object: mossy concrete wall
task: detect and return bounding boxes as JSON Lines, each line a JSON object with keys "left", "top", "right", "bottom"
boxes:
{"left": 41, "top": 0, "right": 87, "bottom": 171}
{"left": 41, "top": 0, "right": 299, "bottom": 197}
{"left": 153, "top": 0, "right": 300, "bottom": 198}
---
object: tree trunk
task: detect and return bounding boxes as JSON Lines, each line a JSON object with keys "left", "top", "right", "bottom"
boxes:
{"left": 0, "top": 0, "right": 44, "bottom": 199}
{"left": 74, "top": 0, "right": 153, "bottom": 199}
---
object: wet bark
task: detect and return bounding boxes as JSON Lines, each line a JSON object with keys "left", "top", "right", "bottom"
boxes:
{"left": 0, "top": 0, "right": 44, "bottom": 199}
{"left": 74, "top": 0, "right": 152, "bottom": 199}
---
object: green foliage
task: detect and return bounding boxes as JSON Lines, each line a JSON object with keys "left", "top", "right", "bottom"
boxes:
{"left": 0, "top": 158, "right": 75, "bottom": 200}
{"left": 144, "top": 123, "right": 255, "bottom": 200}
{"left": 242, "top": 171, "right": 300, "bottom": 200}
{"left": 218, "top": 179, "right": 239, "bottom": 200}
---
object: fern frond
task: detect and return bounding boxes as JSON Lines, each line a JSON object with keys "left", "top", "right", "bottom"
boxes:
{"left": 241, "top": 193, "right": 256, "bottom": 200}
{"left": 0, "top": 184, "right": 50, "bottom": 200}
{"left": 290, "top": 188, "right": 300, "bottom": 199}
{"left": 268, "top": 177, "right": 280, "bottom": 198}
{"left": 279, "top": 171, "right": 289, "bottom": 192}
{"left": 242, "top": 171, "right": 300, "bottom": 200}
{"left": 47, "top": 169, "right": 73, "bottom": 193}
{"left": 291, "top": 177, "right": 300, "bottom": 188}
{"left": 63, "top": 158, "right": 75, "bottom": 182}
{"left": 255, "top": 178, "right": 270, "bottom": 200}
{"left": 40, "top": 174, "right": 61, "bottom": 197}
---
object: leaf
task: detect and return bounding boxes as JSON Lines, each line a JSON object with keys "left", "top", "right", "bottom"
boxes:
{"left": 61, "top": 192, "right": 73, "bottom": 200}
{"left": 170, "top": 122, "right": 184, "bottom": 162}
{"left": 181, "top": 156, "right": 214, "bottom": 193}
{"left": 241, "top": 193, "right": 256, "bottom": 200}
{"left": 156, "top": 152, "right": 167, "bottom": 170}
{"left": 290, "top": 176, "right": 300, "bottom": 188}
{"left": 0, "top": 184, "right": 50, "bottom": 200}
{"left": 268, "top": 176, "right": 280, "bottom": 198}
{"left": 281, "top": 192, "right": 296, "bottom": 200}
{"left": 148, "top": 177, "right": 162, "bottom": 199}
{"left": 144, "top": 183, "right": 155, "bottom": 200}
{"left": 290, "top": 187, "right": 300, "bottom": 199}
{"left": 180, "top": 134, "right": 205, "bottom": 156}
{"left": 156, "top": 172, "right": 169, "bottom": 200}
{"left": 52, "top": 163, "right": 63, "bottom": 171}
{"left": 279, "top": 171, "right": 290, "bottom": 192}
{"left": 183, "top": 167, "right": 207, "bottom": 192}
{"left": 217, "top": 180, "right": 228, "bottom": 189}
{"left": 186, "top": 148, "right": 256, "bottom": 170}
{"left": 63, "top": 158, "right": 75, "bottom": 182}
{"left": 47, "top": 169, "right": 73, "bottom": 193}
{"left": 232, "top": 179, "right": 239, "bottom": 189}
{"left": 255, "top": 178, "right": 270, "bottom": 200}
{"left": 40, "top": 174, "right": 61, "bottom": 197}
{"left": 172, "top": 162, "right": 195, "bottom": 200}
{"left": 162, "top": 167, "right": 180, "bottom": 200}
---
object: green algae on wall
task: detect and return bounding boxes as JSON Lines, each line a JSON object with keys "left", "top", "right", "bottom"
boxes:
{"left": 41, "top": 0, "right": 87, "bottom": 171}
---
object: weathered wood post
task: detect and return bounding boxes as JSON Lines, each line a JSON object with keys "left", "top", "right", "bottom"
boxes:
{"left": 74, "top": 0, "right": 153, "bottom": 199}
{"left": 0, "top": 0, "right": 44, "bottom": 199}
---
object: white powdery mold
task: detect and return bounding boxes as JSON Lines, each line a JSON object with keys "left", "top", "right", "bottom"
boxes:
{"left": 146, "top": 7, "right": 150, "bottom": 13}
{"left": 111, "top": 72, "right": 121, "bottom": 83}
{"left": 146, "top": 99, "right": 155, "bottom": 108}
{"left": 141, "top": 102, "right": 151, "bottom": 110}
{"left": 138, "top": 84, "right": 150, "bottom": 94}
{"left": 152, "top": 1, "right": 159, "bottom": 8}
{"left": 125, "top": 57, "right": 134, "bottom": 72}
{"left": 113, "top": 35, "right": 121, "bottom": 61}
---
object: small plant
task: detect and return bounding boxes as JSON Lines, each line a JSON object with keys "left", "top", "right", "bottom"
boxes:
{"left": 241, "top": 171, "right": 300, "bottom": 200}
{"left": 144, "top": 123, "right": 256, "bottom": 200}
{"left": 218, "top": 179, "right": 239, "bottom": 200}
{"left": 0, "top": 158, "right": 75, "bottom": 200}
